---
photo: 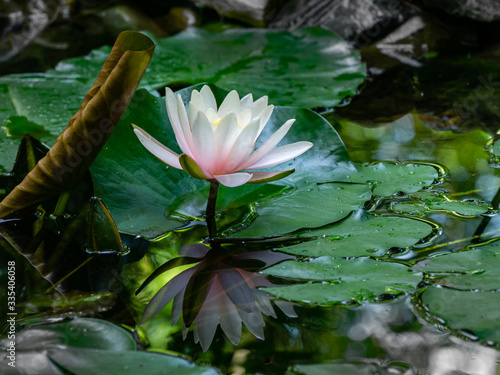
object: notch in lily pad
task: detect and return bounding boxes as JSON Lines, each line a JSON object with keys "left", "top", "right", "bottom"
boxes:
{"left": 86, "top": 197, "right": 127, "bottom": 255}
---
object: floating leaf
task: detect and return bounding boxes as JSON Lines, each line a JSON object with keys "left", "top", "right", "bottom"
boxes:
{"left": 90, "top": 85, "right": 353, "bottom": 238}
{"left": 90, "top": 85, "right": 440, "bottom": 239}
{"left": 0, "top": 27, "right": 365, "bottom": 174}
{"left": 0, "top": 31, "right": 155, "bottom": 218}
{"left": 419, "top": 287, "right": 500, "bottom": 344}
{"left": 232, "top": 183, "right": 372, "bottom": 238}
{"left": 414, "top": 240, "right": 500, "bottom": 291}
{"left": 276, "top": 210, "right": 434, "bottom": 258}
{"left": 264, "top": 257, "right": 422, "bottom": 304}
{"left": 0, "top": 318, "right": 219, "bottom": 375}
{"left": 390, "top": 191, "right": 490, "bottom": 217}
{"left": 337, "top": 162, "right": 439, "bottom": 197}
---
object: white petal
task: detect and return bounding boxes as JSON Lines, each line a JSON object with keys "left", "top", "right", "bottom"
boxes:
{"left": 214, "top": 172, "right": 253, "bottom": 187}
{"left": 200, "top": 85, "right": 217, "bottom": 111}
{"left": 165, "top": 88, "right": 190, "bottom": 154}
{"left": 237, "top": 109, "right": 252, "bottom": 128}
{"left": 205, "top": 108, "right": 218, "bottom": 122}
{"left": 240, "top": 93, "right": 254, "bottom": 110}
{"left": 192, "top": 111, "right": 216, "bottom": 173}
{"left": 250, "top": 96, "right": 268, "bottom": 118}
{"left": 189, "top": 90, "right": 205, "bottom": 122}
{"left": 224, "top": 118, "right": 260, "bottom": 173}
{"left": 213, "top": 112, "right": 241, "bottom": 172}
{"left": 177, "top": 94, "right": 196, "bottom": 155}
{"left": 247, "top": 141, "right": 313, "bottom": 170}
{"left": 256, "top": 105, "right": 274, "bottom": 139}
{"left": 239, "top": 119, "right": 295, "bottom": 170}
{"left": 132, "top": 125, "right": 182, "bottom": 169}
{"left": 218, "top": 90, "right": 240, "bottom": 118}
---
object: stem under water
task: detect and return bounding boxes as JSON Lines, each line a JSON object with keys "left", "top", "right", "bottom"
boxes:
{"left": 206, "top": 181, "right": 219, "bottom": 241}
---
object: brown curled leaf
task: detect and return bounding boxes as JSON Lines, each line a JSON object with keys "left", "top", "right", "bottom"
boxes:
{"left": 0, "top": 31, "right": 155, "bottom": 218}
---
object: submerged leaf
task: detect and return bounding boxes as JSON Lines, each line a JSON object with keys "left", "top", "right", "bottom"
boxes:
{"left": 0, "top": 31, "right": 155, "bottom": 218}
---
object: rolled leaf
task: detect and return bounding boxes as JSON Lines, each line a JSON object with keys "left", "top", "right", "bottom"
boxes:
{"left": 0, "top": 31, "right": 155, "bottom": 218}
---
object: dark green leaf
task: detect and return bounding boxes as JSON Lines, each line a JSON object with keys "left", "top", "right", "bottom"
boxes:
{"left": 264, "top": 257, "right": 422, "bottom": 304}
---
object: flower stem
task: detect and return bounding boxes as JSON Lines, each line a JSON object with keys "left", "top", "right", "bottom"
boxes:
{"left": 206, "top": 181, "right": 219, "bottom": 240}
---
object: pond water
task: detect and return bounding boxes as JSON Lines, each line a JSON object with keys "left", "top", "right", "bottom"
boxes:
{"left": 2, "top": 5, "right": 500, "bottom": 375}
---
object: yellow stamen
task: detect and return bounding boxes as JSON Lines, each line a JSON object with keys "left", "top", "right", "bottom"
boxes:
{"left": 213, "top": 117, "right": 243, "bottom": 127}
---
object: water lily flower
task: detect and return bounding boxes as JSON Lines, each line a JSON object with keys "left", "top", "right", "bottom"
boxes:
{"left": 132, "top": 85, "right": 313, "bottom": 187}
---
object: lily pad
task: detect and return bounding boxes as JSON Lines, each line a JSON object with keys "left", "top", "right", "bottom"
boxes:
{"left": 413, "top": 240, "right": 500, "bottom": 291}
{"left": 390, "top": 191, "right": 490, "bottom": 217}
{"left": 90, "top": 85, "right": 440, "bottom": 239}
{"left": 420, "top": 286, "right": 500, "bottom": 344}
{"left": 230, "top": 183, "right": 372, "bottom": 238}
{"left": 0, "top": 27, "right": 365, "bottom": 174}
{"left": 275, "top": 210, "right": 434, "bottom": 258}
{"left": 0, "top": 318, "right": 218, "bottom": 375}
{"left": 336, "top": 162, "right": 439, "bottom": 197}
{"left": 263, "top": 257, "right": 422, "bottom": 304}
{"left": 90, "top": 85, "right": 353, "bottom": 238}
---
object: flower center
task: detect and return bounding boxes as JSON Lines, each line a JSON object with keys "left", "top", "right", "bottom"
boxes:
{"left": 212, "top": 117, "right": 243, "bottom": 127}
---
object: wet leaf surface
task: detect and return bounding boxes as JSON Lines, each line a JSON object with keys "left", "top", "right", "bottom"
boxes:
{"left": 275, "top": 210, "right": 434, "bottom": 258}
{"left": 0, "top": 27, "right": 365, "bottom": 174}
{"left": 91, "top": 85, "right": 439, "bottom": 239}
{"left": 414, "top": 240, "right": 500, "bottom": 291}
{"left": 264, "top": 256, "right": 422, "bottom": 304}
{"left": 420, "top": 287, "right": 500, "bottom": 344}
{"left": 0, "top": 318, "right": 218, "bottom": 375}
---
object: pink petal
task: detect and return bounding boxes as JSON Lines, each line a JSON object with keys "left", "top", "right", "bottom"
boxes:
{"left": 247, "top": 141, "right": 313, "bottom": 170}
{"left": 218, "top": 90, "right": 240, "bottom": 118}
{"left": 214, "top": 172, "right": 253, "bottom": 187}
{"left": 239, "top": 119, "right": 295, "bottom": 170}
{"left": 132, "top": 124, "right": 182, "bottom": 169}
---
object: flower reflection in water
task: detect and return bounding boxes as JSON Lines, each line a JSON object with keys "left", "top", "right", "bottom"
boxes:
{"left": 136, "top": 243, "right": 297, "bottom": 352}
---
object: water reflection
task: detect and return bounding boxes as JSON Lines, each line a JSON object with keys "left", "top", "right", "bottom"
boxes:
{"left": 346, "top": 299, "right": 499, "bottom": 374}
{"left": 137, "top": 243, "right": 297, "bottom": 352}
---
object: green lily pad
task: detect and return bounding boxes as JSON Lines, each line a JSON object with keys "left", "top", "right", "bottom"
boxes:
{"left": 336, "top": 162, "right": 439, "bottom": 197}
{"left": 263, "top": 257, "right": 422, "bottom": 304}
{"left": 390, "top": 191, "right": 490, "bottom": 217}
{"left": 275, "top": 210, "right": 434, "bottom": 258}
{"left": 90, "top": 85, "right": 440, "bottom": 239}
{"left": 0, "top": 27, "right": 365, "bottom": 174}
{"left": 413, "top": 240, "right": 500, "bottom": 291}
{"left": 230, "top": 183, "right": 372, "bottom": 238}
{"left": 0, "top": 318, "right": 218, "bottom": 375}
{"left": 420, "top": 286, "right": 500, "bottom": 343}
{"left": 90, "top": 85, "right": 353, "bottom": 238}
